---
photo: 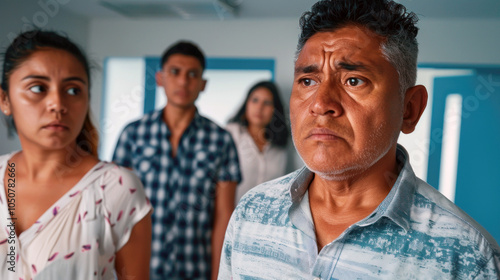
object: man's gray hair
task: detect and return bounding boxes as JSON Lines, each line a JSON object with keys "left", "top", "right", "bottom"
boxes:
{"left": 297, "top": 0, "right": 420, "bottom": 95}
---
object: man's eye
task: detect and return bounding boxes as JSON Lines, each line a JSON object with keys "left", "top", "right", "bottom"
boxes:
{"left": 169, "top": 69, "right": 179, "bottom": 75}
{"left": 346, "top": 77, "right": 364, "bottom": 87}
{"left": 67, "top": 87, "right": 80, "bottom": 95}
{"left": 29, "top": 85, "right": 44, "bottom": 93}
{"left": 300, "top": 78, "right": 317, "bottom": 87}
{"left": 188, "top": 71, "right": 198, "bottom": 78}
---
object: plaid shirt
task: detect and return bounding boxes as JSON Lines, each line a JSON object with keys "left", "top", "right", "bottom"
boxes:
{"left": 113, "top": 109, "right": 241, "bottom": 279}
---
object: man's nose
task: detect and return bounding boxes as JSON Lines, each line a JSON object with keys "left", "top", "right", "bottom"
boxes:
{"left": 177, "top": 73, "right": 189, "bottom": 86}
{"left": 309, "top": 82, "right": 343, "bottom": 117}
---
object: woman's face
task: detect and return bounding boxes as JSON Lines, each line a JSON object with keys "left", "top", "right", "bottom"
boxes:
{"left": 0, "top": 48, "right": 89, "bottom": 152}
{"left": 245, "top": 87, "right": 275, "bottom": 128}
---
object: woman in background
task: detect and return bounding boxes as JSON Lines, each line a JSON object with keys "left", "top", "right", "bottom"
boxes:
{"left": 226, "top": 81, "right": 289, "bottom": 203}
{"left": 0, "top": 30, "right": 151, "bottom": 279}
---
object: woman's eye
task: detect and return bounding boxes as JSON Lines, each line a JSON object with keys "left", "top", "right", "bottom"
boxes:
{"left": 346, "top": 77, "right": 364, "bottom": 87}
{"left": 263, "top": 100, "right": 273, "bottom": 106}
{"left": 29, "top": 85, "right": 44, "bottom": 93}
{"left": 67, "top": 88, "right": 80, "bottom": 95}
{"left": 300, "top": 78, "right": 317, "bottom": 87}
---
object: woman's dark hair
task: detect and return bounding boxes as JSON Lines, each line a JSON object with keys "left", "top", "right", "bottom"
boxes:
{"left": 1, "top": 30, "right": 98, "bottom": 156}
{"left": 229, "top": 81, "right": 289, "bottom": 148}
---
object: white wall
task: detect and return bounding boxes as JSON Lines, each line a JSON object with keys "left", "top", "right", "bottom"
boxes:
{"left": 0, "top": 0, "right": 89, "bottom": 155}
{"left": 418, "top": 19, "right": 500, "bottom": 65}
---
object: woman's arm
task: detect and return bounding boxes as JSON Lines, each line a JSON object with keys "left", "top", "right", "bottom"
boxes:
{"left": 115, "top": 212, "right": 152, "bottom": 280}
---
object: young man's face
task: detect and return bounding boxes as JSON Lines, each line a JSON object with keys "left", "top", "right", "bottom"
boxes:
{"left": 290, "top": 25, "right": 404, "bottom": 181}
{"left": 156, "top": 54, "right": 206, "bottom": 110}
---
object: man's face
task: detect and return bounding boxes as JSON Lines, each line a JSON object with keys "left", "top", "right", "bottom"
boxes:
{"left": 156, "top": 54, "right": 206, "bottom": 110}
{"left": 290, "top": 25, "right": 404, "bottom": 180}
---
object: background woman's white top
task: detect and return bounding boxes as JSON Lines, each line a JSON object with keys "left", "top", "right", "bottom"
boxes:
{"left": 226, "top": 123, "right": 287, "bottom": 203}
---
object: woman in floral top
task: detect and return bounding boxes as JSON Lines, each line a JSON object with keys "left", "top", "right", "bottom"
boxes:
{"left": 0, "top": 30, "right": 152, "bottom": 279}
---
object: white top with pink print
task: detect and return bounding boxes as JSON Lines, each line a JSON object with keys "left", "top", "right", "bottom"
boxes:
{"left": 0, "top": 153, "right": 152, "bottom": 280}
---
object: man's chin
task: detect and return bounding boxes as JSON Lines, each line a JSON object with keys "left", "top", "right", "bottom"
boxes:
{"left": 305, "top": 162, "right": 365, "bottom": 182}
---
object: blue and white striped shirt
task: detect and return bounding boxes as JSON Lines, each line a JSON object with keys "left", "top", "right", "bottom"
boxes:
{"left": 220, "top": 145, "right": 500, "bottom": 279}
{"left": 113, "top": 109, "right": 241, "bottom": 279}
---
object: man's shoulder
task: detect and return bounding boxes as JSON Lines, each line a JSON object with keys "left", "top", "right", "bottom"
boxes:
{"left": 234, "top": 170, "right": 301, "bottom": 224}
{"left": 197, "top": 114, "right": 226, "bottom": 132}
{"left": 125, "top": 110, "right": 161, "bottom": 129}
{"left": 248, "top": 170, "right": 298, "bottom": 196}
{"left": 411, "top": 178, "right": 500, "bottom": 251}
{"left": 196, "top": 114, "right": 234, "bottom": 142}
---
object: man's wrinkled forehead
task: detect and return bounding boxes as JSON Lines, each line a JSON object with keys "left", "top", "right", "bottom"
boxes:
{"left": 295, "top": 26, "right": 387, "bottom": 73}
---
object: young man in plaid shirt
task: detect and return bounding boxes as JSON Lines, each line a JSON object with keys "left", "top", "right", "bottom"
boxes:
{"left": 113, "top": 41, "right": 241, "bottom": 279}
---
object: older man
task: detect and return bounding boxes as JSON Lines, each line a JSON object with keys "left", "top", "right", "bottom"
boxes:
{"left": 218, "top": 0, "right": 500, "bottom": 279}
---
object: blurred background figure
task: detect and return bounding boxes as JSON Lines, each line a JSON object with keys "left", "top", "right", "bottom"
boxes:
{"left": 113, "top": 41, "right": 241, "bottom": 280}
{"left": 226, "top": 81, "right": 289, "bottom": 203}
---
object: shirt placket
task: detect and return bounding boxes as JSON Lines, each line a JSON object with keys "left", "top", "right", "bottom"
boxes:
{"left": 310, "top": 238, "right": 347, "bottom": 279}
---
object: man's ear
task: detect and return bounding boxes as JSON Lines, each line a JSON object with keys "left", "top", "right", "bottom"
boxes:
{"left": 155, "top": 71, "right": 163, "bottom": 87}
{"left": 401, "top": 85, "right": 428, "bottom": 134}
{"left": 200, "top": 79, "right": 207, "bottom": 92}
{"left": 0, "top": 89, "right": 11, "bottom": 115}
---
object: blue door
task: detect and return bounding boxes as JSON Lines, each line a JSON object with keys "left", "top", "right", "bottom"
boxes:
{"left": 427, "top": 71, "right": 500, "bottom": 243}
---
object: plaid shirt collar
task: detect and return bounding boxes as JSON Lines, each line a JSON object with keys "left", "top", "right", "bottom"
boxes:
{"left": 151, "top": 107, "right": 205, "bottom": 136}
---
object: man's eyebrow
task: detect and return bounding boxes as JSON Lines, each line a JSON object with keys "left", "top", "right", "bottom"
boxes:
{"left": 294, "top": 64, "right": 319, "bottom": 74}
{"left": 336, "top": 62, "right": 369, "bottom": 71}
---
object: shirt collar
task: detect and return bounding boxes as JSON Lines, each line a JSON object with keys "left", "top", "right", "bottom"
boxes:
{"left": 154, "top": 107, "right": 204, "bottom": 132}
{"left": 360, "top": 145, "right": 415, "bottom": 231}
{"left": 191, "top": 109, "right": 204, "bottom": 128}
{"left": 288, "top": 144, "right": 416, "bottom": 232}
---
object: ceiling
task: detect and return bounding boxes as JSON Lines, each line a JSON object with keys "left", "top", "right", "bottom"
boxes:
{"left": 61, "top": 0, "right": 500, "bottom": 20}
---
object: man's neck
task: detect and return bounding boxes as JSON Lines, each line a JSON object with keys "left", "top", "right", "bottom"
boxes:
{"left": 309, "top": 148, "right": 399, "bottom": 211}
{"left": 162, "top": 104, "right": 197, "bottom": 133}
{"left": 308, "top": 148, "right": 400, "bottom": 250}
{"left": 162, "top": 104, "right": 197, "bottom": 157}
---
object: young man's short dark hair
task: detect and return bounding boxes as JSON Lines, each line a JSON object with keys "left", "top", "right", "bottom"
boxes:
{"left": 160, "top": 41, "right": 206, "bottom": 70}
